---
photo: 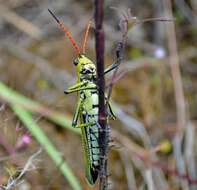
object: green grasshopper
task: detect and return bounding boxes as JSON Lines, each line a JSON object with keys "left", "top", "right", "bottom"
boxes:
{"left": 48, "top": 9, "right": 117, "bottom": 185}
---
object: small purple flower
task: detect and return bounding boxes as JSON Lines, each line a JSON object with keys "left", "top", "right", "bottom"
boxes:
{"left": 22, "top": 134, "right": 31, "bottom": 145}
{"left": 154, "top": 47, "right": 166, "bottom": 59}
{"left": 16, "top": 134, "right": 31, "bottom": 150}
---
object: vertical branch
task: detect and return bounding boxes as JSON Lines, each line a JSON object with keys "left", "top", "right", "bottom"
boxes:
{"left": 94, "top": 0, "right": 108, "bottom": 190}
{"left": 163, "top": 0, "right": 188, "bottom": 189}
{"left": 163, "top": 0, "right": 186, "bottom": 134}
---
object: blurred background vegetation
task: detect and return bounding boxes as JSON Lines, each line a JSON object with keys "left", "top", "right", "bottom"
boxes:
{"left": 0, "top": 0, "right": 196, "bottom": 189}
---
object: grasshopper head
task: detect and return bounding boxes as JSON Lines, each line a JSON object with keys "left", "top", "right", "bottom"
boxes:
{"left": 73, "top": 54, "right": 96, "bottom": 80}
{"left": 48, "top": 10, "right": 94, "bottom": 79}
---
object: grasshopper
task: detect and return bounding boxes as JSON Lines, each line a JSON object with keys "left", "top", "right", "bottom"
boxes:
{"left": 48, "top": 9, "right": 117, "bottom": 185}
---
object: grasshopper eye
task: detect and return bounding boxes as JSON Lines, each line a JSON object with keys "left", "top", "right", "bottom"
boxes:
{"left": 73, "top": 59, "right": 79, "bottom": 66}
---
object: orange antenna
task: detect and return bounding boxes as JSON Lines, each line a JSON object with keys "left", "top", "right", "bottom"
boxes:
{"left": 82, "top": 21, "right": 92, "bottom": 54}
{"left": 48, "top": 9, "right": 81, "bottom": 55}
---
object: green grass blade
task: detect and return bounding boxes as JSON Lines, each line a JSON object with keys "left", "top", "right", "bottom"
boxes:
{"left": 0, "top": 82, "right": 79, "bottom": 134}
{"left": 11, "top": 104, "right": 82, "bottom": 190}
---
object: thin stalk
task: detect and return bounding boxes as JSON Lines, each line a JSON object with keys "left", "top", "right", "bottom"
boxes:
{"left": 94, "top": 0, "right": 108, "bottom": 189}
{"left": 163, "top": 0, "right": 188, "bottom": 189}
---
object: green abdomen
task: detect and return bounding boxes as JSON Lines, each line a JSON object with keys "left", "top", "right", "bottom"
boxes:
{"left": 80, "top": 89, "right": 100, "bottom": 184}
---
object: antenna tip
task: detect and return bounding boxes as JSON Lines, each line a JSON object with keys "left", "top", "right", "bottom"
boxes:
{"left": 48, "top": 8, "right": 52, "bottom": 14}
{"left": 48, "top": 9, "right": 60, "bottom": 24}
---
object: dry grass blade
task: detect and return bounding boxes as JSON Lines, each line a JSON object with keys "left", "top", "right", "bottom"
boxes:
{"left": 163, "top": 0, "right": 188, "bottom": 189}
{"left": 2, "top": 149, "right": 42, "bottom": 190}
{"left": 0, "top": 5, "right": 42, "bottom": 40}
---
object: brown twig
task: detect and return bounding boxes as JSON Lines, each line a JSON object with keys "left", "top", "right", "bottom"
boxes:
{"left": 106, "top": 9, "right": 128, "bottom": 101}
{"left": 113, "top": 130, "right": 197, "bottom": 186}
{"left": 94, "top": 0, "right": 109, "bottom": 189}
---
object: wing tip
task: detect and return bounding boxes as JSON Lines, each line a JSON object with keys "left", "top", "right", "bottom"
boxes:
{"left": 86, "top": 166, "right": 99, "bottom": 185}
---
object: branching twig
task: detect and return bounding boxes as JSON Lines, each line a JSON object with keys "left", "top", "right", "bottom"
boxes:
{"left": 106, "top": 7, "right": 174, "bottom": 101}
{"left": 106, "top": 8, "right": 129, "bottom": 101}
{"left": 113, "top": 130, "right": 197, "bottom": 186}
{"left": 2, "top": 148, "right": 42, "bottom": 190}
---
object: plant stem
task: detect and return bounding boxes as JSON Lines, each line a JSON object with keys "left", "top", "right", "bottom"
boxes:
{"left": 94, "top": 0, "right": 108, "bottom": 189}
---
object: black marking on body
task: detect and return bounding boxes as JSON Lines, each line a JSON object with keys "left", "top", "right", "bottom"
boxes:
{"left": 92, "top": 104, "right": 99, "bottom": 108}
{"left": 91, "top": 91, "right": 97, "bottom": 94}
{"left": 87, "top": 113, "right": 98, "bottom": 117}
